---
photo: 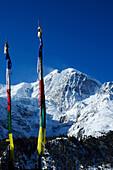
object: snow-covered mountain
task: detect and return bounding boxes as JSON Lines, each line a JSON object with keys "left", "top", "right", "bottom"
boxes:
{"left": 0, "top": 68, "right": 113, "bottom": 139}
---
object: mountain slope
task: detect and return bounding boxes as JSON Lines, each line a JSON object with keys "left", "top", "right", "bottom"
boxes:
{"left": 1, "top": 134, "right": 113, "bottom": 169}
{"left": 68, "top": 82, "right": 113, "bottom": 138}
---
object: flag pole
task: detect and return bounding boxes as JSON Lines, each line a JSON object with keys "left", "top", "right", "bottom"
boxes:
{"left": 38, "top": 155, "right": 41, "bottom": 170}
{"left": 37, "top": 20, "right": 46, "bottom": 169}
{"left": 4, "top": 38, "right": 14, "bottom": 168}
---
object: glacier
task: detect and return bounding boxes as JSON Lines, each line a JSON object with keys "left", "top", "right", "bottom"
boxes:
{"left": 0, "top": 68, "right": 113, "bottom": 139}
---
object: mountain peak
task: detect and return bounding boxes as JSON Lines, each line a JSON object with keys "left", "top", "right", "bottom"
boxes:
{"left": 0, "top": 67, "right": 112, "bottom": 139}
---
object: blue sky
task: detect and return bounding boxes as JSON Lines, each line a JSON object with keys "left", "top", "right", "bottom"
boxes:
{"left": 0, "top": 0, "right": 113, "bottom": 85}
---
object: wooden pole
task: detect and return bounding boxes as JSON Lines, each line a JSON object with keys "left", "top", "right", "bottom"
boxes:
{"left": 38, "top": 156, "right": 42, "bottom": 170}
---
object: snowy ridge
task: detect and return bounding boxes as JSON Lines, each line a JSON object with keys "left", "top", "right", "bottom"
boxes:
{"left": 68, "top": 82, "right": 113, "bottom": 138}
{"left": 0, "top": 68, "right": 113, "bottom": 139}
